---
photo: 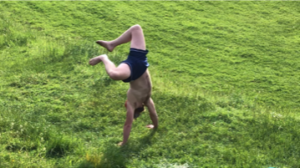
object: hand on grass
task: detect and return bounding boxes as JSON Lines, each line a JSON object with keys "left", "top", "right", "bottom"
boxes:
{"left": 146, "top": 125, "right": 155, "bottom": 129}
{"left": 118, "top": 141, "right": 124, "bottom": 146}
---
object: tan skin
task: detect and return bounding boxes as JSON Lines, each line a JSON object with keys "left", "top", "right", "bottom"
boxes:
{"left": 89, "top": 25, "right": 158, "bottom": 146}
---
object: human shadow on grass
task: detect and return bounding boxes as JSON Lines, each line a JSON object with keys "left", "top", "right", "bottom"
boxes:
{"left": 77, "top": 129, "right": 157, "bottom": 168}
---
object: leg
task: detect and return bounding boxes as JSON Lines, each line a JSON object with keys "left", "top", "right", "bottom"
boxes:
{"left": 89, "top": 54, "right": 130, "bottom": 80}
{"left": 96, "top": 24, "right": 146, "bottom": 52}
{"left": 145, "top": 97, "right": 158, "bottom": 129}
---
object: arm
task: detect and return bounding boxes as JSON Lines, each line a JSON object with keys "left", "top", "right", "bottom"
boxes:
{"left": 119, "top": 104, "right": 134, "bottom": 146}
{"left": 145, "top": 98, "right": 158, "bottom": 128}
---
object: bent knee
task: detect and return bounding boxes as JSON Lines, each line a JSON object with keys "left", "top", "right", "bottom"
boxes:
{"left": 131, "top": 24, "right": 142, "bottom": 31}
{"left": 108, "top": 70, "right": 129, "bottom": 81}
{"left": 108, "top": 71, "right": 120, "bottom": 80}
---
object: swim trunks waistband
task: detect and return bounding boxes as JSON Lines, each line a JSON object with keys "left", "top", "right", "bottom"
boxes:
{"left": 129, "top": 48, "right": 149, "bottom": 58}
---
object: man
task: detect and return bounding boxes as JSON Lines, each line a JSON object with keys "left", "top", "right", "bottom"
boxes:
{"left": 89, "top": 24, "right": 158, "bottom": 146}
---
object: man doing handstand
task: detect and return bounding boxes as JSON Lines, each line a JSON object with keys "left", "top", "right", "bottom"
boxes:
{"left": 89, "top": 24, "right": 158, "bottom": 146}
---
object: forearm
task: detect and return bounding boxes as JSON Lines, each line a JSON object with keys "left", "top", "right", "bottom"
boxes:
{"left": 147, "top": 99, "right": 158, "bottom": 128}
{"left": 149, "top": 111, "right": 158, "bottom": 128}
{"left": 122, "top": 124, "right": 132, "bottom": 144}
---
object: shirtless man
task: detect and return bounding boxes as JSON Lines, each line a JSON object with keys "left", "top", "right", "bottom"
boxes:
{"left": 89, "top": 24, "right": 158, "bottom": 146}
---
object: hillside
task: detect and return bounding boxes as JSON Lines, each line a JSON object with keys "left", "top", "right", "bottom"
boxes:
{"left": 0, "top": 1, "right": 300, "bottom": 167}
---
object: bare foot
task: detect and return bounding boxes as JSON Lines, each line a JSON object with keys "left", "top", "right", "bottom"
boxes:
{"left": 146, "top": 125, "right": 156, "bottom": 129}
{"left": 96, "top": 40, "right": 114, "bottom": 52}
{"left": 89, "top": 54, "right": 107, "bottom": 66}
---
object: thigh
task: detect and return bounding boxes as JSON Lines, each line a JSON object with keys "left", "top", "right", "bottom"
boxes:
{"left": 115, "top": 63, "right": 131, "bottom": 80}
{"left": 130, "top": 27, "right": 146, "bottom": 50}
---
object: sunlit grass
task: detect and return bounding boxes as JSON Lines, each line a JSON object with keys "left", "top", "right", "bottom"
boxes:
{"left": 0, "top": 1, "right": 300, "bottom": 168}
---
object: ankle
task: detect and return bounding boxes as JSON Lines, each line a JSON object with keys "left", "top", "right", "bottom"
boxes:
{"left": 109, "top": 41, "right": 116, "bottom": 49}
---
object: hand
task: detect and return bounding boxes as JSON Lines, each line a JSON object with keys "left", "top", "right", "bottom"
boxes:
{"left": 146, "top": 125, "right": 155, "bottom": 129}
{"left": 118, "top": 142, "right": 124, "bottom": 146}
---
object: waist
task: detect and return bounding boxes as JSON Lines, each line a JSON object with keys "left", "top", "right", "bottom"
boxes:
{"left": 129, "top": 48, "right": 149, "bottom": 59}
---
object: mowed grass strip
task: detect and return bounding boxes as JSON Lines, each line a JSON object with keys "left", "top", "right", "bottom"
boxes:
{"left": 0, "top": 1, "right": 300, "bottom": 168}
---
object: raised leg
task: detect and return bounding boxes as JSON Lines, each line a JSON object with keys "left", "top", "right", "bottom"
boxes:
{"left": 96, "top": 24, "right": 146, "bottom": 52}
{"left": 91, "top": 24, "right": 147, "bottom": 80}
{"left": 89, "top": 54, "right": 130, "bottom": 80}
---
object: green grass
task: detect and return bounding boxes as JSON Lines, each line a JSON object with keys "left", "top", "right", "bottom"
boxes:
{"left": 0, "top": 1, "right": 300, "bottom": 167}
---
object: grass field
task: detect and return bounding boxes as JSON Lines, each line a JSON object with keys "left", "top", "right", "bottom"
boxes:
{"left": 0, "top": 1, "right": 300, "bottom": 168}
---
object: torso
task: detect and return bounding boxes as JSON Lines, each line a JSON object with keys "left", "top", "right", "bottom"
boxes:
{"left": 127, "top": 69, "right": 152, "bottom": 109}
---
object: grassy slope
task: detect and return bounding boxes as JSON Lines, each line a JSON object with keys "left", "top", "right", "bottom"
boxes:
{"left": 0, "top": 1, "right": 300, "bottom": 168}
{"left": 2, "top": 1, "right": 300, "bottom": 110}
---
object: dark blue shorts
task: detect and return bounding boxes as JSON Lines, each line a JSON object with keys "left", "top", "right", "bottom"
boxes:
{"left": 121, "top": 48, "right": 149, "bottom": 83}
